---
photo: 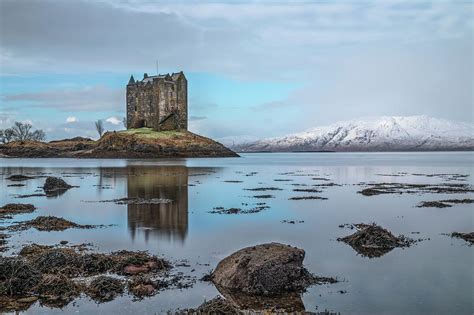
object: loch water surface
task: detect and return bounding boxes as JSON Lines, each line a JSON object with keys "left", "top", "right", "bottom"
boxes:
{"left": 1, "top": 152, "right": 473, "bottom": 314}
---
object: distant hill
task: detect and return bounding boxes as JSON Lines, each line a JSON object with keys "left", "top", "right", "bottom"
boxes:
{"left": 231, "top": 116, "right": 474, "bottom": 152}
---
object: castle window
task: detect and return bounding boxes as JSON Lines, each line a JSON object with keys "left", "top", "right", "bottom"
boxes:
{"left": 134, "top": 106, "right": 137, "bottom": 111}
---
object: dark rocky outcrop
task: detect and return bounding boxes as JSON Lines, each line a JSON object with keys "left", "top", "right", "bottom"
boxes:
{"left": 43, "top": 177, "right": 73, "bottom": 194}
{"left": 338, "top": 223, "right": 414, "bottom": 258}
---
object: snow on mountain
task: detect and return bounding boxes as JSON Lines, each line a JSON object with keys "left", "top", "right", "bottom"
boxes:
{"left": 232, "top": 116, "right": 474, "bottom": 152}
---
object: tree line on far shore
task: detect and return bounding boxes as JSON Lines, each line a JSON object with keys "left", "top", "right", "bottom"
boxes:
{"left": 0, "top": 122, "right": 45, "bottom": 144}
{"left": 1, "top": 118, "right": 127, "bottom": 144}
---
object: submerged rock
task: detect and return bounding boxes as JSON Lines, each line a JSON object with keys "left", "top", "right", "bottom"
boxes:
{"left": 212, "top": 242, "right": 318, "bottom": 295}
{"left": 338, "top": 223, "right": 414, "bottom": 258}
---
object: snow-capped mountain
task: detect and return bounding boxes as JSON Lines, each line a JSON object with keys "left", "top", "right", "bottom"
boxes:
{"left": 232, "top": 116, "right": 474, "bottom": 152}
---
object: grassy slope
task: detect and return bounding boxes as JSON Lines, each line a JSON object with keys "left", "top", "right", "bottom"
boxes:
{"left": 118, "top": 128, "right": 184, "bottom": 140}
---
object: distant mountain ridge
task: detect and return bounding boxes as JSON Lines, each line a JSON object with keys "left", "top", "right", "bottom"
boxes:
{"left": 232, "top": 116, "right": 474, "bottom": 152}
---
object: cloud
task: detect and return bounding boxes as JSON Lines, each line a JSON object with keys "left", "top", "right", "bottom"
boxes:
{"left": 66, "top": 116, "right": 77, "bottom": 123}
{"left": 3, "top": 85, "right": 123, "bottom": 112}
{"left": 106, "top": 116, "right": 122, "bottom": 125}
{"left": 0, "top": 0, "right": 472, "bottom": 140}
{"left": 1, "top": 0, "right": 471, "bottom": 80}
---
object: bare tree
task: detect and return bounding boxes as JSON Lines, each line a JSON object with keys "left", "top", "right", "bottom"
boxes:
{"left": 12, "top": 121, "right": 33, "bottom": 141}
{"left": 95, "top": 120, "right": 104, "bottom": 138}
{"left": 31, "top": 130, "right": 46, "bottom": 141}
{"left": 0, "top": 122, "right": 46, "bottom": 143}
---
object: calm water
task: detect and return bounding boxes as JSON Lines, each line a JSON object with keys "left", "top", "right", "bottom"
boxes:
{"left": 1, "top": 152, "right": 473, "bottom": 314}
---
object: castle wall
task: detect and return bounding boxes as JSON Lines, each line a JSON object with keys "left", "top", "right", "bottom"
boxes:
{"left": 176, "top": 76, "right": 188, "bottom": 130}
{"left": 126, "top": 72, "right": 187, "bottom": 131}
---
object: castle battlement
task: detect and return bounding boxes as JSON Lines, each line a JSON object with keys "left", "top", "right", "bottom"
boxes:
{"left": 126, "top": 71, "right": 187, "bottom": 131}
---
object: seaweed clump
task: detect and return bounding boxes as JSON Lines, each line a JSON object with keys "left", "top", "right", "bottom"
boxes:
{"left": 417, "top": 199, "right": 474, "bottom": 208}
{"left": 6, "top": 175, "right": 34, "bottom": 181}
{"left": 87, "top": 276, "right": 124, "bottom": 302}
{"left": 0, "top": 243, "right": 173, "bottom": 312}
{"left": 337, "top": 223, "right": 414, "bottom": 258}
{"left": 0, "top": 257, "right": 41, "bottom": 296}
{"left": 0, "top": 203, "right": 36, "bottom": 219}
{"left": 9, "top": 216, "right": 95, "bottom": 232}
{"left": 35, "top": 274, "right": 80, "bottom": 307}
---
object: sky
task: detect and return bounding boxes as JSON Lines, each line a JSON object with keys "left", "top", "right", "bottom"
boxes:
{"left": 0, "top": 0, "right": 472, "bottom": 141}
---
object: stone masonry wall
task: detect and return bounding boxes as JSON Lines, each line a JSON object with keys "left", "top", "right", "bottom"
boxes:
{"left": 126, "top": 72, "right": 187, "bottom": 131}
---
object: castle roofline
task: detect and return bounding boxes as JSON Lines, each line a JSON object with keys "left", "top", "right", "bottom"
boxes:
{"left": 129, "top": 71, "right": 186, "bottom": 84}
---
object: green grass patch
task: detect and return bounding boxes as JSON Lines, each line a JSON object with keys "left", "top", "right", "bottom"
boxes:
{"left": 118, "top": 128, "right": 186, "bottom": 139}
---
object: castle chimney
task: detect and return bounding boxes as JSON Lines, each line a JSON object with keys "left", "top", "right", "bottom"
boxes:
{"left": 143, "top": 73, "right": 148, "bottom": 79}
{"left": 128, "top": 75, "right": 135, "bottom": 85}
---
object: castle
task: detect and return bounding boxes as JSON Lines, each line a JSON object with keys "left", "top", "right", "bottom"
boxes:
{"left": 126, "top": 71, "right": 187, "bottom": 131}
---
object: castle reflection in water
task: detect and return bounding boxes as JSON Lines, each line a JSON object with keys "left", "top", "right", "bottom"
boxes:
{"left": 126, "top": 166, "right": 189, "bottom": 243}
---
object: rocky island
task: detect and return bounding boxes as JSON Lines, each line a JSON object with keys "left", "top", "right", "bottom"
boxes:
{"left": 0, "top": 72, "right": 238, "bottom": 159}
{"left": 0, "top": 128, "right": 238, "bottom": 159}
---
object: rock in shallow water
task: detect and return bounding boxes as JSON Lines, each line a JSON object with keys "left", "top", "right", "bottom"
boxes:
{"left": 212, "top": 242, "right": 315, "bottom": 295}
{"left": 43, "top": 177, "right": 73, "bottom": 195}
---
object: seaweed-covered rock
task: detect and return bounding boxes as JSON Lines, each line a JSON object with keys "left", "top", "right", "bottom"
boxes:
{"left": 43, "top": 177, "right": 73, "bottom": 195}
{"left": 6, "top": 175, "right": 34, "bottom": 181}
{"left": 111, "top": 250, "right": 170, "bottom": 275}
{"left": 0, "top": 203, "right": 36, "bottom": 219}
{"left": 128, "top": 275, "right": 160, "bottom": 298}
{"left": 338, "top": 223, "right": 414, "bottom": 258}
{"left": 212, "top": 243, "right": 315, "bottom": 295}
{"left": 9, "top": 216, "right": 94, "bottom": 232}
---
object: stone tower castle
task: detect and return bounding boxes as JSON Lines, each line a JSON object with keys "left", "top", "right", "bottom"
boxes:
{"left": 126, "top": 71, "right": 187, "bottom": 131}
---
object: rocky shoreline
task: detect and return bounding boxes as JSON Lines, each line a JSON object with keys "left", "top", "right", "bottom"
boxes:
{"left": 0, "top": 129, "right": 239, "bottom": 159}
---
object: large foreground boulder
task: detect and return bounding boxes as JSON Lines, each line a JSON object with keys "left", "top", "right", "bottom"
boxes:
{"left": 212, "top": 243, "right": 315, "bottom": 295}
